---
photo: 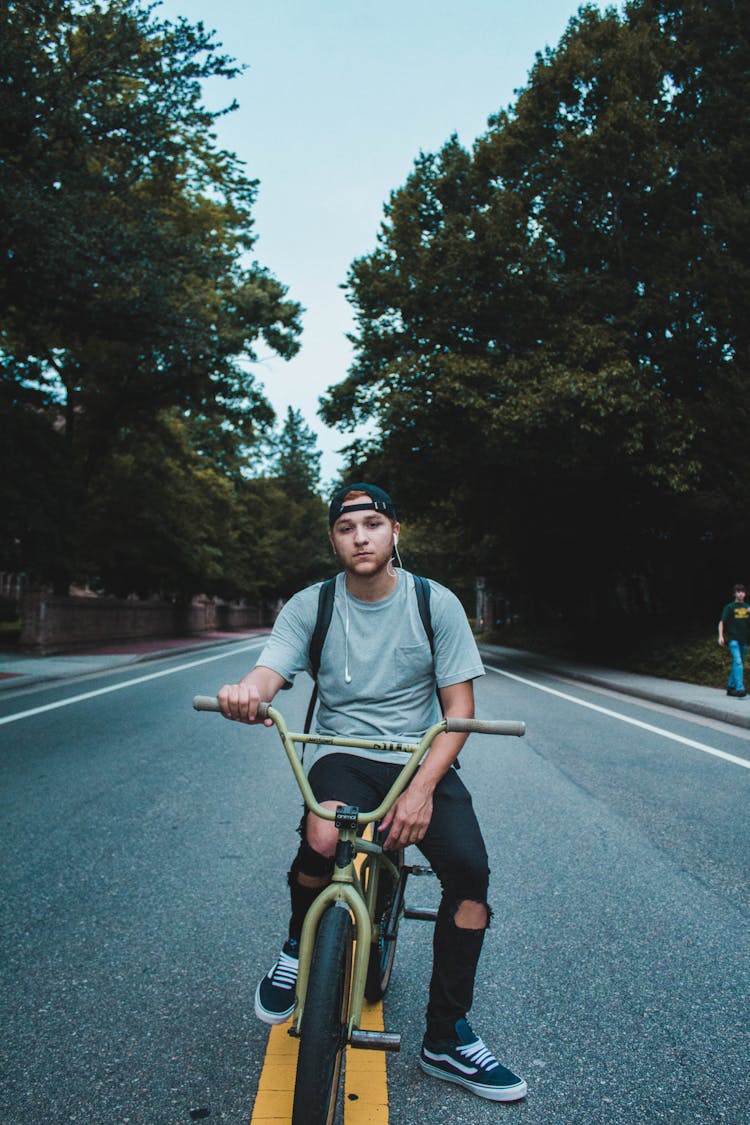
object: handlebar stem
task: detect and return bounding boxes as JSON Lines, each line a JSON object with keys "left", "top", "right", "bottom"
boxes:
{"left": 267, "top": 704, "right": 446, "bottom": 825}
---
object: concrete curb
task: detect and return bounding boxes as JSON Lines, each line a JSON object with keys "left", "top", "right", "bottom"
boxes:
{"left": 478, "top": 644, "right": 750, "bottom": 731}
{"left": 0, "top": 632, "right": 268, "bottom": 694}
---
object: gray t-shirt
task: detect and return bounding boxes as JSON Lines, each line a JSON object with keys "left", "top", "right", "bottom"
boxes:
{"left": 257, "top": 570, "right": 484, "bottom": 767}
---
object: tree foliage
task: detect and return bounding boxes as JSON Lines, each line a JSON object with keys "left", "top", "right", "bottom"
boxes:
{"left": 72, "top": 405, "right": 329, "bottom": 602}
{"left": 273, "top": 406, "right": 323, "bottom": 496}
{"left": 259, "top": 408, "right": 330, "bottom": 597}
{"left": 322, "top": 0, "right": 750, "bottom": 619}
{"left": 0, "top": 0, "right": 303, "bottom": 592}
{"left": 0, "top": 374, "right": 68, "bottom": 582}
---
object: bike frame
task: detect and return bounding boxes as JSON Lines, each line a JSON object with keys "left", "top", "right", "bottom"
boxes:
{"left": 264, "top": 704, "right": 444, "bottom": 1039}
{"left": 192, "top": 695, "right": 524, "bottom": 1051}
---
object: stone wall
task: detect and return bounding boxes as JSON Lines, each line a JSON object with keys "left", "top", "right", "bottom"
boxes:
{"left": 19, "top": 593, "right": 269, "bottom": 653}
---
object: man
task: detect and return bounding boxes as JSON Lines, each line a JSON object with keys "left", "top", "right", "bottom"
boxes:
{"left": 217, "top": 483, "right": 526, "bottom": 1103}
{"left": 718, "top": 583, "right": 749, "bottom": 698}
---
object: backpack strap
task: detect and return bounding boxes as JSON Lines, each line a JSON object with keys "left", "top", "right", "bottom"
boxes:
{"left": 413, "top": 575, "right": 456, "bottom": 763}
{"left": 310, "top": 577, "right": 336, "bottom": 681}
{"left": 304, "top": 577, "right": 336, "bottom": 736}
{"left": 412, "top": 575, "right": 434, "bottom": 656}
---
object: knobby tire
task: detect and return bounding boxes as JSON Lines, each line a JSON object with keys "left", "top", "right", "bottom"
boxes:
{"left": 292, "top": 904, "right": 352, "bottom": 1125}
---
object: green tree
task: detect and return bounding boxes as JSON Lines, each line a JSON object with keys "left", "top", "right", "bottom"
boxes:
{"left": 273, "top": 407, "right": 323, "bottom": 497}
{"left": 322, "top": 0, "right": 749, "bottom": 619}
{"left": 80, "top": 412, "right": 331, "bottom": 605}
{"left": 227, "top": 475, "right": 330, "bottom": 602}
{"left": 0, "top": 0, "right": 302, "bottom": 588}
{"left": 263, "top": 407, "right": 330, "bottom": 596}
{"left": 80, "top": 410, "right": 235, "bottom": 599}
{"left": 0, "top": 373, "right": 67, "bottom": 579}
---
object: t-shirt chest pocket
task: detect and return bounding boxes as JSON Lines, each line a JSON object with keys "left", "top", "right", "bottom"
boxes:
{"left": 395, "top": 642, "right": 434, "bottom": 682}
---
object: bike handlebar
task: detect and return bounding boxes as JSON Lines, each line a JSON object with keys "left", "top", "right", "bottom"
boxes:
{"left": 193, "top": 695, "right": 525, "bottom": 824}
{"left": 192, "top": 697, "right": 524, "bottom": 737}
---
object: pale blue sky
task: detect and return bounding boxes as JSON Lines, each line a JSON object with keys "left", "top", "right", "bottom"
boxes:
{"left": 157, "top": 0, "right": 610, "bottom": 482}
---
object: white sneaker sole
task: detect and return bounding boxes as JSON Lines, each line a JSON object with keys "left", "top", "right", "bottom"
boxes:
{"left": 254, "top": 980, "right": 295, "bottom": 1025}
{"left": 419, "top": 1056, "right": 528, "bottom": 1102}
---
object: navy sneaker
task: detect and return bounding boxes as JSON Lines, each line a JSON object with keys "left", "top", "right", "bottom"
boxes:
{"left": 255, "top": 939, "right": 299, "bottom": 1024}
{"left": 420, "top": 1018, "right": 527, "bottom": 1102}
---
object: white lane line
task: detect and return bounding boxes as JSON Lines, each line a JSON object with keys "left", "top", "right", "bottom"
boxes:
{"left": 486, "top": 664, "right": 750, "bottom": 770}
{"left": 0, "top": 643, "right": 263, "bottom": 727}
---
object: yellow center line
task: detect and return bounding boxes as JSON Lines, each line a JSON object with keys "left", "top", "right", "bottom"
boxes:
{"left": 248, "top": 1023, "right": 298, "bottom": 1122}
{"left": 343, "top": 999, "right": 389, "bottom": 1124}
{"left": 249, "top": 842, "right": 390, "bottom": 1123}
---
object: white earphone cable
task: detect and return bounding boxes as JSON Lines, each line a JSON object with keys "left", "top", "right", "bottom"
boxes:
{"left": 344, "top": 584, "right": 352, "bottom": 683}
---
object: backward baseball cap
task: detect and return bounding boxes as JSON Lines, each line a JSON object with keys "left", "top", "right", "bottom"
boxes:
{"left": 328, "top": 482, "right": 397, "bottom": 527}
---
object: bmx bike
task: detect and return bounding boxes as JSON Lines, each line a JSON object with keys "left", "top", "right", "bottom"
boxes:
{"left": 193, "top": 696, "right": 525, "bottom": 1124}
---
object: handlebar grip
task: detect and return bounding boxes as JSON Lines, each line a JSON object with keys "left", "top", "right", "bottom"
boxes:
{"left": 193, "top": 695, "right": 221, "bottom": 711}
{"left": 445, "top": 718, "right": 526, "bottom": 736}
{"left": 192, "top": 696, "right": 272, "bottom": 722}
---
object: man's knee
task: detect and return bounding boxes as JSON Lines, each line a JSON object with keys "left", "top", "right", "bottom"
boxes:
{"left": 454, "top": 898, "right": 491, "bottom": 930}
{"left": 289, "top": 836, "right": 334, "bottom": 889}
{"left": 438, "top": 850, "right": 490, "bottom": 929}
{"left": 302, "top": 802, "right": 344, "bottom": 858}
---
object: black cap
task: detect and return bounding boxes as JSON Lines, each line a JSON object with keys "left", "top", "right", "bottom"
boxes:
{"left": 328, "top": 482, "right": 397, "bottom": 527}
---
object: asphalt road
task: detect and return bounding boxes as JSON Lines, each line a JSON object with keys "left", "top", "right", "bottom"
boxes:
{"left": 1, "top": 640, "right": 748, "bottom": 1124}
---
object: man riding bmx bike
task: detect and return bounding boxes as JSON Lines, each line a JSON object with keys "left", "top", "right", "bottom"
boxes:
{"left": 217, "top": 482, "right": 527, "bottom": 1103}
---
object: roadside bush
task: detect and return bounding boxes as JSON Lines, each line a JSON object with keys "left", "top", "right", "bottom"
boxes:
{"left": 0, "top": 595, "right": 19, "bottom": 623}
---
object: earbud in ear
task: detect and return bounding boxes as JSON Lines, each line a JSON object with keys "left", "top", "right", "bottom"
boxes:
{"left": 393, "top": 534, "right": 399, "bottom": 546}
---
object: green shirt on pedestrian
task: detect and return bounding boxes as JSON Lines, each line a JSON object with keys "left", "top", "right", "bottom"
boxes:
{"left": 721, "top": 601, "right": 750, "bottom": 644}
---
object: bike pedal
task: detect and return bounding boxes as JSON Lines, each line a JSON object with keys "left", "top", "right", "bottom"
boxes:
{"left": 405, "top": 864, "right": 434, "bottom": 876}
{"left": 404, "top": 906, "right": 439, "bottom": 922}
{"left": 350, "top": 1029, "right": 401, "bottom": 1052}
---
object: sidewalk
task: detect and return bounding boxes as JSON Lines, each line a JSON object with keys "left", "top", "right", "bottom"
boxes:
{"left": 1, "top": 633, "right": 748, "bottom": 732}
{"left": 479, "top": 644, "right": 750, "bottom": 732}
{"left": 0, "top": 630, "right": 269, "bottom": 693}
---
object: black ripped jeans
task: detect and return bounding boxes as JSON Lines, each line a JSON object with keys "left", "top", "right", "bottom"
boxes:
{"left": 290, "top": 753, "right": 491, "bottom": 1042}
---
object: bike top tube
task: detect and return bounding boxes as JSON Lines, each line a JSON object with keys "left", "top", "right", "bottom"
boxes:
{"left": 193, "top": 696, "right": 524, "bottom": 827}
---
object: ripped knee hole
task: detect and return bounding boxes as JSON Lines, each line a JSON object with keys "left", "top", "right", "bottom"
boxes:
{"left": 453, "top": 898, "right": 492, "bottom": 929}
{"left": 288, "top": 838, "right": 335, "bottom": 888}
{"left": 295, "top": 871, "right": 329, "bottom": 888}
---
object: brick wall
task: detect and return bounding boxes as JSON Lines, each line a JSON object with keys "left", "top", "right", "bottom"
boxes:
{"left": 19, "top": 594, "right": 270, "bottom": 653}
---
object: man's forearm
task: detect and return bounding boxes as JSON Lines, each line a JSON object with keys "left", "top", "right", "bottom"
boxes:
{"left": 380, "top": 679, "right": 476, "bottom": 848}
{"left": 218, "top": 664, "right": 287, "bottom": 723}
{"left": 413, "top": 730, "right": 469, "bottom": 792}
{"left": 412, "top": 678, "right": 475, "bottom": 792}
{"left": 238, "top": 665, "right": 284, "bottom": 700}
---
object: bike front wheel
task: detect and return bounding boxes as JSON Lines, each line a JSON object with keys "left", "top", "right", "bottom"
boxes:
{"left": 292, "top": 903, "right": 352, "bottom": 1125}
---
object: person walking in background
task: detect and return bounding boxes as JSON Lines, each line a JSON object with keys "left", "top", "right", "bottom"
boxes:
{"left": 718, "top": 583, "right": 749, "bottom": 698}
